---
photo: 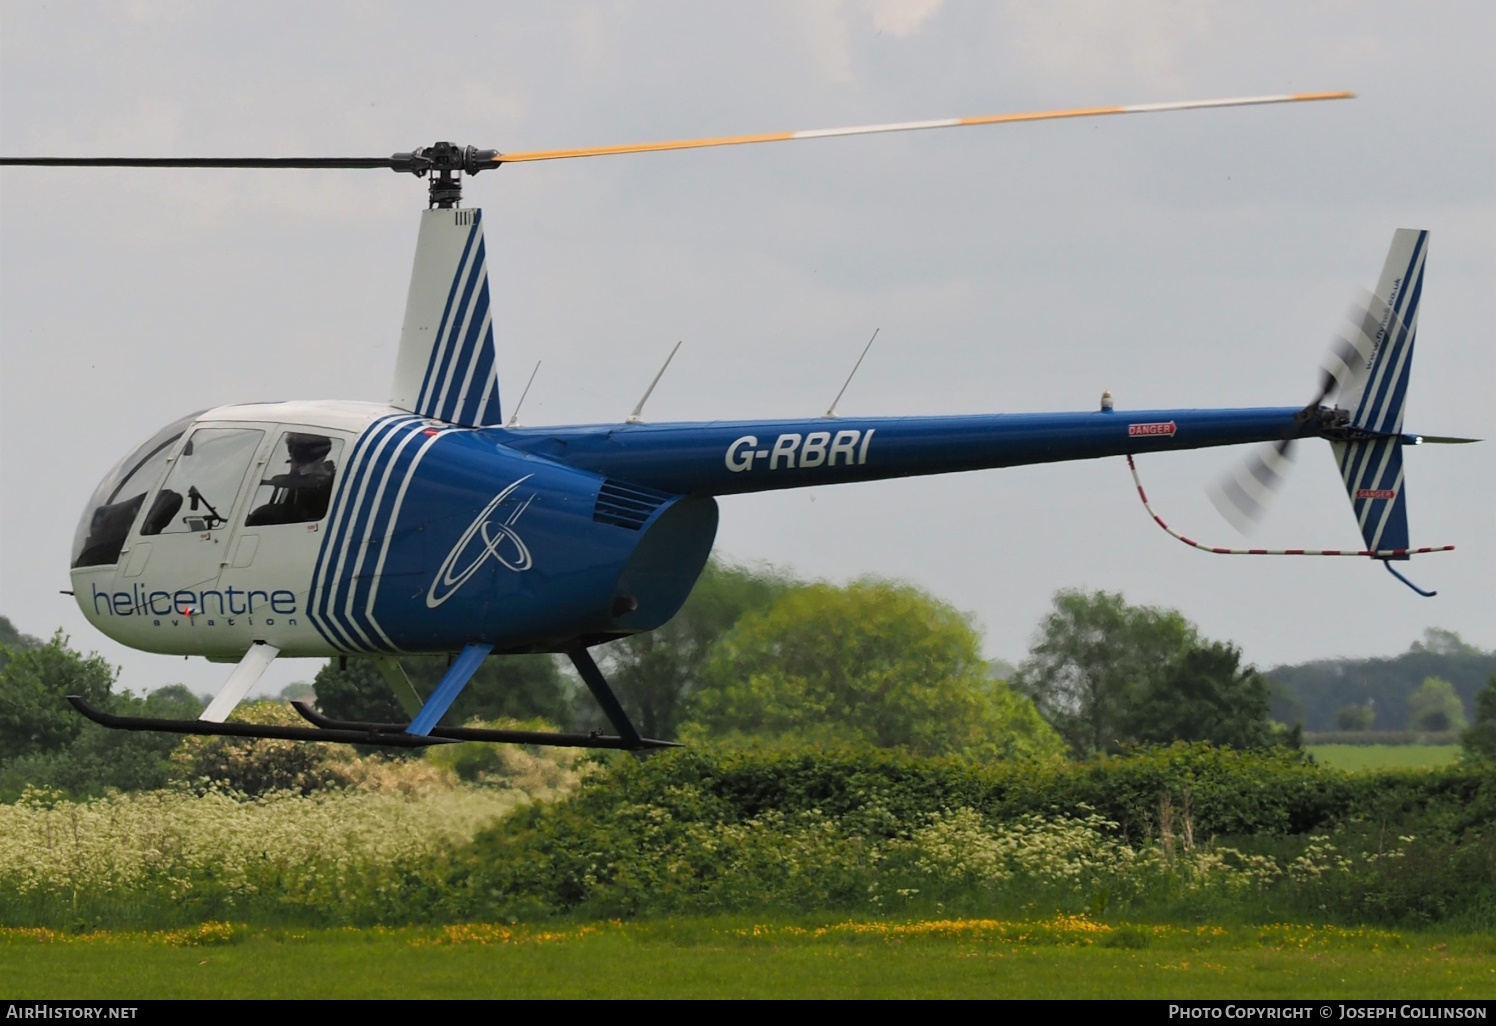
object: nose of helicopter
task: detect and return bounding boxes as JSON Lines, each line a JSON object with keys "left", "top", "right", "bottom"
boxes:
{"left": 71, "top": 411, "right": 202, "bottom": 570}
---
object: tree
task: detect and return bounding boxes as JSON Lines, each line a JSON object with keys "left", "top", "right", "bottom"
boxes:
{"left": 687, "top": 578, "right": 1065, "bottom": 760}
{"left": 1016, "top": 590, "right": 1288, "bottom": 755}
{"left": 14, "top": 685, "right": 205, "bottom": 796}
{"left": 1461, "top": 674, "right": 1496, "bottom": 763}
{"left": 593, "top": 557, "right": 793, "bottom": 739}
{"left": 1014, "top": 590, "right": 1196, "bottom": 756}
{"left": 1410, "top": 628, "right": 1485, "bottom": 657}
{"left": 1266, "top": 633, "right": 1494, "bottom": 732}
{"left": 0, "top": 631, "right": 115, "bottom": 763}
{"left": 1124, "top": 640, "right": 1276, "bottom": 750}
{"left": 0, "top": 630, "right": 207, "bottom": 798}
{"left": 0, "top": 619, "right": 42, "bottom": 658}
{"left": 1336, "top": 703, "right": 1376, "bottom": 731}
{"left": 314, "top": 652, "right": 572, "bottom": 727}
{"left": 1407, "top": 676, "right": 1468, "bottom": 733}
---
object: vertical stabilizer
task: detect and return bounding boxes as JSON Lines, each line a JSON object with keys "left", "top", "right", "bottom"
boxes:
{"left": 390, "top": 208, "right": 502, "bottom": 426}
{"left": 1334, "top": 228, "right": 1427, "bottom": 433}
{"left": 1330, "top": 229, "right": 1429, "bottom": 557}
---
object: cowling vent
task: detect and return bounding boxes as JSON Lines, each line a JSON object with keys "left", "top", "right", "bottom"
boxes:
{"left": 593, "top": 479, "right": 673, "bottom": 530}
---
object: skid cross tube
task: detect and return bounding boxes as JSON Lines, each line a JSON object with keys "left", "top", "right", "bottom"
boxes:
{"left": 291, "top": 701, "right": 677, "bottom": 751}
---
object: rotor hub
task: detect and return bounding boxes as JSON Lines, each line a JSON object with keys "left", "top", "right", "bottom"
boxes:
{"left": 389, "top": 142, "right": 502, "bottom": 208}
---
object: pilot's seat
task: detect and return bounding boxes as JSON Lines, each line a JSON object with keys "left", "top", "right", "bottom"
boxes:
{"left": 139, "top": 489, "right": 183, "bottom": 536}
{"left": 245, "top": 433, "right": 336, "bottom": 526}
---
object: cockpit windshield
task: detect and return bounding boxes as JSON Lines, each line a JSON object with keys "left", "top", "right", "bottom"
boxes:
{"left": 71, "top": 411, "right": 203, "bottom": 568}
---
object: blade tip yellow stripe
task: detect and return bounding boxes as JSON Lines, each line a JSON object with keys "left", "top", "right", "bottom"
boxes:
{"left": 1291, "top": 90, "right": 1356, "bottom": 101}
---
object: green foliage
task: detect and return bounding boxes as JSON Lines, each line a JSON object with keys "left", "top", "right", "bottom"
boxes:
{"left": 1125, "top": 641, "right": 1276, "bottom": 750}
{"left": 0, "top": 616, "right": 42, "bottom": 672}
{"left": 0, "top": 781, "right": 518, "bottom": 930}
{"left": 0, "top": 632, "right": 115, "bottom": 763}
{"left": 277, "top": 682, "right": 316, "bottom": 701}
{"left": 169, "top": 701, "right": 360, "bottom": 796}
{"left": 1407, "top": 677, "right": 1468, "bottom": 733}
{"left": 0, "top": 632, "right": 204, "bottom": 800}
{"left": 1410, "top": 628, "right": 1486, "bottom": 657}
{"left": 1016, "top": 589, "right": 1195, "bottom": 755}
{"left": 450, "top": 742, "right": 1495, "bottom": 926}
{"left": 1337, "top": 704, "right": 1377, "bottom": 731}
{"left": 595, "top": 557, "right": 793, "bottom": 739}
{"left": 1268, "top": 629, "right": 1495, "bottom": 732}
{"left": 3, "top": 741, "right": 1492, "bottom": 931}
{"left": 687, "top": 578, "right": 1064, "bottom": 760}
{"left": 314, "top": 653, "right": 572, "bottom": 728}
{"left": 1461, "top": 674, "right": 1496, "bottom": 764}
{"left": 1016, "top": 590, "right": 1281, "bottom": 756}
{"left": 0, "top": 687, "right": 205, "bottom": 800}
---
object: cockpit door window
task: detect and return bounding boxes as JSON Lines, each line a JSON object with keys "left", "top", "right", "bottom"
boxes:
{"left": 244, "top": 432, "right": 344, "bottom": 526}
{"left": 144, "top": 428, "right": 265, "bottom": 536}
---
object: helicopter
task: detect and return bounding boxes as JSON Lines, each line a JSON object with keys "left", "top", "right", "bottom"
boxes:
{"left": 2, "top": 89, "right": 1471, "bottom": 752}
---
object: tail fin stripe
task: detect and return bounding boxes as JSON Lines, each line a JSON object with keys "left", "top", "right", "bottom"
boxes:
{"left": 414, "top": 218, "right": 481, "bottom": 413}
{"left": 1352, "top": 231, "right": 1426, "bottom": 429}
{"left": 1367, "top": 465, "right": 1406, "bottom": 550}
{"left": 425, "top": 236, "right": 487, "bottom": 418}
{"left": 434, "top": 259, "right": 488, "bottom": 421}
{"left": 1353, "top": 441, "right": 1397, "bottom": 531}
{"left": 449, "top": 305, "right": 497, "bottom": 426}
{"left": 1366, "top": 262, "right": 1424, "bottom": 434}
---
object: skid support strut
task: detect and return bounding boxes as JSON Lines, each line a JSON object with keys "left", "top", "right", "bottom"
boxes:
{"left": 567, "top": 646, "right": 643, "bottom": 747}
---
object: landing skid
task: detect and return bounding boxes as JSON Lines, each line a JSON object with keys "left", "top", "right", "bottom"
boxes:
{"left": 67, "top": 694, "right": 677, "bottom": 751}
{"left": 67, "top": 695, "right": 452, "bottom": 748}
{"left": 289, "top": 700, "right": 677, "bottom": 751}
{"left": 68, "top": 642, "right": 674, "bottom": 751}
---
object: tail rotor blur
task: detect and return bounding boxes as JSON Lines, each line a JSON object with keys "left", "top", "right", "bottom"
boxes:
{"left": 1207, "top": 287, "right": 1404, "bottom": 533}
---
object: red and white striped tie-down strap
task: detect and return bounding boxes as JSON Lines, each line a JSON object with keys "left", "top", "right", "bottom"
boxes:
{"left": 1124, "top": 455, "right": 1455, "bottom": 559}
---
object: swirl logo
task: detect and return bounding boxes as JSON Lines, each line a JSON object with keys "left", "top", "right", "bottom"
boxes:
{"left": 426, "top": 476, "right": 535, "bottom": 609}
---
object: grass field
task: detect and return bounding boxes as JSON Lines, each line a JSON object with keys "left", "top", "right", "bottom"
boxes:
{"left": 4, "top": 918, "right": 1493, "bottom": 999}
{"left": 1305, "top": 744, "right": 1463, "bottom": 771}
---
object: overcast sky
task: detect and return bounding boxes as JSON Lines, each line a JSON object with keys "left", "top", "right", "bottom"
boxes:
{"left": 2, "top": 1, "right": 1492, "bottom": 697}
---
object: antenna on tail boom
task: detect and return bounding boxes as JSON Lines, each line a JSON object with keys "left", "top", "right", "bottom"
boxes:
{"left": 627, "top": 341, "right": 682, "bottom": 424}
{"left": 826, "top": 328, "right": 879, "bottom": 418}
{"left": 505, "top": 361, "right": 542, "bottom": 427}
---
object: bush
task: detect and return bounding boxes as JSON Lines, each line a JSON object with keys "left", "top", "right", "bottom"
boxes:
{"left": 447, "top": 742, "right": 1496, "bottom": 926}
{"left": 168, "top": 701, "right": 361, "bottom": 796}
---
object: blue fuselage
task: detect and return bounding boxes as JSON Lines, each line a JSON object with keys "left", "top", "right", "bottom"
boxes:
{"left": 72, "top": 402, "right": 1312, "bottom": 660}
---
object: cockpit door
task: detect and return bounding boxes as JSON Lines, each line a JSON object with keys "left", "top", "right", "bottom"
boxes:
{"left": 128, "top": 426, "right": 266, "bottom": 591}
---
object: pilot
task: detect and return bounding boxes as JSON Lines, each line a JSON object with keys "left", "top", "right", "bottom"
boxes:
{"left": 245, "top": 433, "right": 336, "bottom": 526}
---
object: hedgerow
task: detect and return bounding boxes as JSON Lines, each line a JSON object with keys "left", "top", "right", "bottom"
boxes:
{"left": 4, "top": 742, "right": 1491, "bottom": 930}
{"left": 449, "top": 743, "right": 1496, "bottom": 926}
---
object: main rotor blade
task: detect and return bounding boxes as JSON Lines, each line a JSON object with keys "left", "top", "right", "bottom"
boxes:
{"left": 0, "top": 156, "right": 395, "bottom": 168}
{"left": 494, "top": 91, "right": 1353, "bottom": 164}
